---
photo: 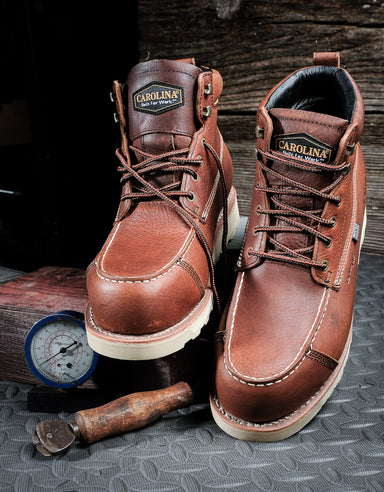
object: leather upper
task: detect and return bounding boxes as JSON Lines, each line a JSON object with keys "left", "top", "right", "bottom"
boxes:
{"left": 214, "top": 54, "right": 366, "bottom": 425}
{"left": 87, "top": 59, "right": 234, "bottom": 335}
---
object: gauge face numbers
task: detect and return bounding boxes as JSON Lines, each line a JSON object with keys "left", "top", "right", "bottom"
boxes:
{"left": 25, "top": 315, "right": 97, "bottom": 388}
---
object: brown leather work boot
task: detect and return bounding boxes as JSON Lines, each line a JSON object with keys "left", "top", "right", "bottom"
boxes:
{"left": 210, "top": 52, "right": 366, "bottom": 441}
{"left": 86, "top": 58, "right": 239, "bottom": 360}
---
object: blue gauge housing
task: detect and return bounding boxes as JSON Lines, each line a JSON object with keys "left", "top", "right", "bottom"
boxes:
{"left": 24, "top": 310, "right": 98, "bottom": 389}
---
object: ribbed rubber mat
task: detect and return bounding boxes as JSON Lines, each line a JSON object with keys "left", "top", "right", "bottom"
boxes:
{"left": 0, "top": 253, "right": 383, "bottom": 491}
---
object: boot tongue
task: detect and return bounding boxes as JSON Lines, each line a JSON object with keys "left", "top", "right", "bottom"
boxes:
{"left": 127, "top": 59, "right": 202, "bottom": 154}
{"left": 266, "top": 108, "right": 349, "bottom": 253}
{"left": 269, "top": 108, "right": 348, "bottom": 165}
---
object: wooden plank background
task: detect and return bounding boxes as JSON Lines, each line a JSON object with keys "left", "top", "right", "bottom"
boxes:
{"left": 138, "top": 0, "right": 384, "bottom": 255}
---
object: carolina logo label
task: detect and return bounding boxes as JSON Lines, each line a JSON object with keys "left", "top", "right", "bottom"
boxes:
{"left": 273, "top": 133, "right": 335, "bottom": 164}
{"left": 133, "top": 82, "right": 184, "bottom": 115}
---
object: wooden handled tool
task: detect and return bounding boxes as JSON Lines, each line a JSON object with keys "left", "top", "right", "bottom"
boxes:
{"left": 33, "top": 381, "right": 193, "bottom": 456}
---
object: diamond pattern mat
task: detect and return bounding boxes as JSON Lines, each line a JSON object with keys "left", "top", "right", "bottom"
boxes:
{"left": 1, "top": 253, "right": 383, "bottom": 491}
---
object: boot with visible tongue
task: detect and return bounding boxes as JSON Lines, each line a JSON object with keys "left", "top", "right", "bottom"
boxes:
{"left": 211, "top": 52, "right": 366, "bottom": 442}
{"left": 85, "top": 58, "right": 239, "bottom": 361}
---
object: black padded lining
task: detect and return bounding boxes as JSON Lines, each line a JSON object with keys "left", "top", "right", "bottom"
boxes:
{"left": 265, "top": 66, "right": 356, "bottom": 122}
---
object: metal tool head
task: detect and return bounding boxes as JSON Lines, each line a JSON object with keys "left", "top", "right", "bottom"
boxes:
{"left": 33, "top": 420, "right": 76, "bottom": 456}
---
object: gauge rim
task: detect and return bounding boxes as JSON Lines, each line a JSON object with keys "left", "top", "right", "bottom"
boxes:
{"left": 24, "top": 312, "right": 98, "bottom": 389}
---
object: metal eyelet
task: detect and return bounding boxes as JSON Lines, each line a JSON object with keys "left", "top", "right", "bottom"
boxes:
{"left": 346, "top": 142, "right": 356, "bottom": 156}
{"left": 204, "top": 83, "right": 213, "bottom": 95}
{"left": 330, "top": 216, "right": 337, "bottom": 227}
{"left": 203, "top": 106, "right": 212, "bottom": 117}
{"left": 253, "top": 225, "right": 259, "bottom": 235}
{"left": 191, "top": 172, "right": 199, "bottom": 182}
{"left": 342, "top": 162, "right": 351, "bottom": 176}
{"left": 326, "top": 238, "right": 332, "bottom": 249}
{"left": 187, "top": 192, "right": 195, "bottom": 202}
{"left": 247, "top": 247, "right": 254, "bottom": 258}
{"left": 195, "top": 155, "right": 203, "bottom": 167}
{"left": 109, "top": 91, "right": 115, "bottom": 103}
{"left": 113, "top": 113, "right": 119, "bottom": 123}
{"left": 256, "top": 126, "right": 265, "bottom": 139}
{"left": 336, "top": 196, "right": 342, "bottom": 207}
{"left": 256, "top": 205, "right": 262, "bottom": 216}
{"left": 322, "top": 259, "right": 329, "bottom": 271}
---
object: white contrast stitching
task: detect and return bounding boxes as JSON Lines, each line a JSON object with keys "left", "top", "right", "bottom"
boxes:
{"left": 225, "top": 282, "right": 330, "bottom": 385}
{"left": 202, "top": 171, "right": 220, "bottom": 221}
{"left": 213, "top": 388, "right": 321, "bottom": 428}
{"left": 88, "top": 292, "right": 212, "bottom": 341}
{"left": 336, "top": 163, "right": 357, "bottom": 285}
{"left": 201, "top": 133, "right": 224, "bottom": 220}
{"left": 97, "top": 229, "right": 195, "bottom": 284}
{"left": 100, "top": 221, "right": 121, "bottom": 271}
{"left": 217, "top": 186, "right": 235, "bottom": 225}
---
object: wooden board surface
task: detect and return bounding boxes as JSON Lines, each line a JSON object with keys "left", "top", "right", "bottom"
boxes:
{"left": 0, "top": 266, "right": 220, "bottom": 398}
{"left": 0, "top": 266, "right": 92, "bottom": 387}
{"left": 138, "top": 0, "right": 384, "bottom": 254}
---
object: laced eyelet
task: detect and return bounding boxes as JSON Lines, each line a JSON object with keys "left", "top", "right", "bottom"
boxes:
{"left": 253, "top": 225, "right": 259, "bottom": 235}
{"left": 326, "top": 238, "right": 332, "bottom": 249}
{"left": 330, "top": 216, "right": 337, "bottom": 227}
{"left": 346, "top": 142, "right": 356, "bottom": 156}
{"left": 256, "top": 205, "right": 262, "bottom": 216}
{"left": 196, "top": 155, "right": 203, "bottom": 166}
{"left": 188, "top": 192, "right": 195, "bottom": 202}
{"left": 342, "top": 162, "right": 351, "bottom": 176}
{"left": 247, "top": 247, "right": 254, "bottom": 258}
{"left": 336, "top": 195, "right": 342, "bottom": 207}
{"left": 191, "top": 172, "right": 199, "bottom": 182}
{"left": 201, "top": 138, "right": 206, "bottom": 146}
{"left": 321, "top": 259, "right": 329, "bottom": 271}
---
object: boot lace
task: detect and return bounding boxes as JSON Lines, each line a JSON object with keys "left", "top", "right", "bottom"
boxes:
{"left": 116, "top": 141, "right": 228, "bottom": 311}
{"left": 248, "top": 148, "right": 350, "bottom": 270}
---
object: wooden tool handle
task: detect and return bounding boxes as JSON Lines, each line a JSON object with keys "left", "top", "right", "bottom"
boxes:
{"left": 72, "top": 381, "right": 193, "bottom": 444}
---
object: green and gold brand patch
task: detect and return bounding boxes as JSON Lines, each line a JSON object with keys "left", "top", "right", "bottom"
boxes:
{"left": 273, "top": 133, "right": 335, "bottom": 164}
{"left": 133, "top": 82, "right": 184, "bottom": 115}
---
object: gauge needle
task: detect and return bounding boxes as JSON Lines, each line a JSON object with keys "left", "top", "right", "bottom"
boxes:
{"left": 41, "top": 341, "right": 78, "bottom": 364}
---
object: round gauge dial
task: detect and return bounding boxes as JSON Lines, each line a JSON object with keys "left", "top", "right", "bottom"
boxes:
{"left": 25, "top": 311, "right": 98, "bottom": 389}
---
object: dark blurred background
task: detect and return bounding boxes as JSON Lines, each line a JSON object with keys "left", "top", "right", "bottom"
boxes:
{"left": 0, "top": 1, "right": 138, "bottom": 271}
{"left": 1, "top": 0, "right": 383, "bottom": 273}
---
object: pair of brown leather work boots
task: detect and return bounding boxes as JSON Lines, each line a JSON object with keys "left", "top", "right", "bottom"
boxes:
{"left": 86, "top": 52, "right": 366, "bottom": 441}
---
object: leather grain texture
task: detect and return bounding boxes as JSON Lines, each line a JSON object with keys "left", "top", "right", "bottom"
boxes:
{"left": 0, "top": 253, "right": 383, "bottom": 491}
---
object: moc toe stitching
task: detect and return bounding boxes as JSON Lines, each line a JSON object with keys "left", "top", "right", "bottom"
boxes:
{"left": 216, "top": 284, "right": 338, "bottom": 425}
{"left": 213, "top": 381, "right": 323, "bottom": 428}
{"left": 225, "top": 275, "right": 331, "bottom": 383}
{"left": 89, "top": 231, "right": 209, "bottom": 336}
{"left": 96, "top": 226, "right": 195, "bottom": 283}
{"left": 87, "top": 295, "right": 208, "bottom": 341}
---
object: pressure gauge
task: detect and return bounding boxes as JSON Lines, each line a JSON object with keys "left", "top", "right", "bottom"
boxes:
{"left": 24, "top": 311, "right": 98, "bottom": 389}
